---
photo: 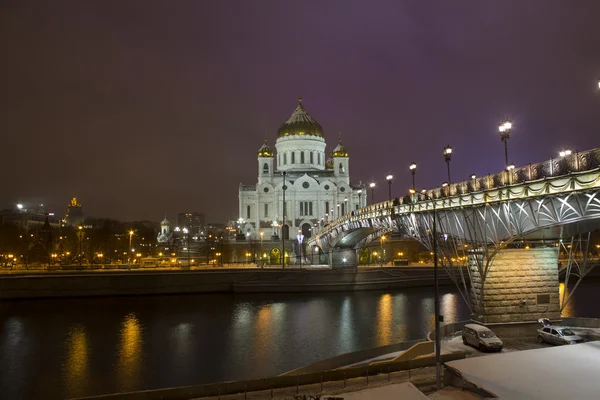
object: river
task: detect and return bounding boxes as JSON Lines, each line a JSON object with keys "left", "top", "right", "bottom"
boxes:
{"left": 1, "top": 281, "right": 598, "bottom": 399}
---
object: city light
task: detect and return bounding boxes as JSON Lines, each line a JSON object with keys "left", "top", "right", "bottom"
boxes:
{"left": 17, "top": 204, "right": 23, "bottom": 210}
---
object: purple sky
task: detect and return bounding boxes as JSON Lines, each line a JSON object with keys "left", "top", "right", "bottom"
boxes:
{"left": 1, "top": 1, "right": 600, "bottom": 223}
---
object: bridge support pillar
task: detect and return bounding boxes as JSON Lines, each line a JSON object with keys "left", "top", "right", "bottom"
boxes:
{"left": 330, "top": 248, "right": 358, "bottom": 269}
{"left": 470, "top": 248, "right": 560, "bottom": 324}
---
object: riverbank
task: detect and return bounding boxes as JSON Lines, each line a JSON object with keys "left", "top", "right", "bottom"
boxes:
{"left": 0, "top": 265, "right": 462, "bottom": 300}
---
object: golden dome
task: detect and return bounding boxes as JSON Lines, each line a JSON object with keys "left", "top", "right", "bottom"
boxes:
{"left": 257, "top": 139, "right": 274, "bottom": 157}
{"left": 332, "top": 134, "right": 349, "bottom": 157}
{"left": 277, "top": 98, "right": 324, "bottom": 138}
{"left": 160, "top": 217, "right": 170, "bottom": 226}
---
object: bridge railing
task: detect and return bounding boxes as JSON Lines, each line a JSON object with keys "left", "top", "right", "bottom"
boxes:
{"left": 312, "top": 147, "right": 600, "bottom": 241}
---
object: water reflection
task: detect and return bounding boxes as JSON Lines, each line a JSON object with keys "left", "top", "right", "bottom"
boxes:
{"left": 559, "top": 282, "right": 575, "bottom": 317}
{"left": 440, "top": 293, "right": 459, "bottom": 322}
{"left": 63, "top": 326, "right": 89, "bottom": 398}
{"left": 254, "top": 306, "right": 272, "bottom": 359}
{"left": 376, "top": 293, "right": 393, "bottom": 345}
{"left": 171, "top": 322, "right": 193, "bottom": 370}
{"left": 117, "top": 313, "right": 143, "bottom": 391}
{"left": 394, "top": 294, "right": 408, "bottom": 341}
{"left": 339, "top": 296, "right": 354, "bottom": 352}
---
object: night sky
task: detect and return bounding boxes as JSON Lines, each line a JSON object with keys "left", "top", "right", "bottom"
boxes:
{"left": 2, "top": 1, "right": 600, "bottom": 223}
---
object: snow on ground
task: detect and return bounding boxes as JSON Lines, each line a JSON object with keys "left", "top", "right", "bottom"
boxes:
{"left": 429, "top": 386, "right": 484, "bottom": 399}
{"left": 339, "top": 382, "right": 429, "bottom": 399}
{"left": 445, "top": 341, "right": 600, "bottom": 400}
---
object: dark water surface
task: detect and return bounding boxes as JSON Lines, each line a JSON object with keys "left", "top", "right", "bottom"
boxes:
{"left": 1, "top": 281, "right": 598, "bottom": 399}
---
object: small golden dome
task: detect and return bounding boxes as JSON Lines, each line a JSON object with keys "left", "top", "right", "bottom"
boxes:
{"left": 257, "top": 139, "right": 274, "bottom": 157}
{"left": 332, "top": 134, "right": 349, "bottom": 157}
{"left": 277, "top": 98, "right": 324, "bottom": 138}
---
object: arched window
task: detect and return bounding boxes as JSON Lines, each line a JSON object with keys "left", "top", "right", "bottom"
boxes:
{"left": 292, "top": 152, "right": 296, "bottom": 164}
{"left": 263, "top": 163, "right": 269, "bottom": 174}
{"left": 310, "top": 152, "right": 314, "bottom": 164}
{"left": 301, "top": 152, "right": 305, "bottom": 163}
{"left": 283, "top": 153, "right": 287, "bottom": 164}
{"left": 339, "top": 163, "right": 344, "bottom": 173}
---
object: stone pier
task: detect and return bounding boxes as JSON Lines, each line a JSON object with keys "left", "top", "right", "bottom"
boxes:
{"left": 330, "top": 248, "right": 358, "bottom": 269}
{"left": 470, "top": 248, "right": 560, "bottom": 323}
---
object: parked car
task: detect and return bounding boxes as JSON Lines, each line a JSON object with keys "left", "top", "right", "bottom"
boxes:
{"left": 537, "top": 318, "right": 584, "bottom": 345}
{"left": 462, "top": 324, "right": 503, "bottom": 352}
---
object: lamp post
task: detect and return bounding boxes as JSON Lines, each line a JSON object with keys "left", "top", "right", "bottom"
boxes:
{"left": 344, "top": 197, "right": 348, "bottom": 216}
{"left": 499, "top": 121, "right": 512, "bottom": 168}
{"left": 369, "top": 182, "right": 376, "bottom": 204}
{"left": 410, "top": 188, "right": 441, "bottom": 390}
{"left": 183, "top": 227, "right": 190, "bottom": 268}
{"left": 380, "top": 235, "right": 386, "bottom": 266}
{"left": 443, "top": 145, "right": 452, "bottom": 184}
{"left": 386, "top": 175, "right": 393, "bottom": 201}
{"left": 409, "top": 162, "right": 417, "bottom": 189}
{"left": 357, "top": 189, "right": 363, "bottom": 208}
{"left": 260, "top": 231, "right": 264, "bottom": 267}
{"left": 282, "top": 171, "right": 287, "bottom": 268}
{"left": 128, "top": 230, "right": 134, "bottom": 266}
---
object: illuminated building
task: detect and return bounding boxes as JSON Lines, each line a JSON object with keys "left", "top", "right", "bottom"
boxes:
{"left": 239, "top": 98, "right": 366, "bottom": 240}
{"left": 177, "top": 212, "right": 205, "bottom": 235}
{"left": 64, "top": 197, "right": 84, "bottom": 227}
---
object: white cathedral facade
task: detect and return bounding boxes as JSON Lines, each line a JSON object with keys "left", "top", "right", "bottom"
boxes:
{"left": 239, "top": 98, "right": 366, "bottom": 240}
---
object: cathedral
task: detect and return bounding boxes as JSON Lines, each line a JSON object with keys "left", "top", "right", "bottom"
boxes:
{"left": 239, "top": 98, "right": 366, "bottom": 240}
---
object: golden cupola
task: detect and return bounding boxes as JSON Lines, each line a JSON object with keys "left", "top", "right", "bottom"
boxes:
{"left": 277, "top": 98, "right": 324, "bottom": 138}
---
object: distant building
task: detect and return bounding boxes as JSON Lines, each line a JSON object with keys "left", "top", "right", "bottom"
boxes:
{"left": 64, "top": 197, "right": 84, "bottom": 227}
{"left": 177, "top": 212, "right": 205, "bottom": 235}
{"left": 0, "top": 205, "right": 60, "bottom": 231}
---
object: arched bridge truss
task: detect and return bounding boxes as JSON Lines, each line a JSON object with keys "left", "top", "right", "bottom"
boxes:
{"left": 308, "top": 148, "right": 600, "bottom": 313}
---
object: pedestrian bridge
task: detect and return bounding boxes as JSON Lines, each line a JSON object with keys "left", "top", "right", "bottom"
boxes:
{"left": 308, "top": 147, "right": 600, "bottom": 323}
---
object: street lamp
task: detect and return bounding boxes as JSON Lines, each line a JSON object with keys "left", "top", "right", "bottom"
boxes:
{"left": 282, "top": 170, "right": 287, "bottom": 268}
{"left": 259, "top": 231, "right": 264, "bottom": 266}
{"left": 386, "top": 175, "right": 393, "bottom": 201}
{"left": 128, "top": 230, "right": 134, "bottom": 266}
{"left": 183, "top": 227, "right": 190, "bottom": 267}
{"left": 369, "top": 182, "right": 376, "bottom": 204}
{"left": 380, "top": 235, "right": 386, "bottom": 266}
{"left": 410, "top": 188, "right": 441, "bottom": 389}
{"left": 499, "top": 121, "right": 512, "bottom": 168}
{"left": 443, "top": 145, "right": 452, "bottom": 183}
{"left": 409, "top": 162, "right": 417, "bottom": 189}
{"left": 357, "top": 189, "right": 363, "bottom": 208}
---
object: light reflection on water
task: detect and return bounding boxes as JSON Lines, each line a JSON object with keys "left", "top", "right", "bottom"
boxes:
{"left": 116, "top": 312, "right": 143, "bottom": 392}
{"left": 1, "top": 282, "right": 598, "bottom": 399}
{"left": 63, "top": 325, "right": 89, "bottom": 398}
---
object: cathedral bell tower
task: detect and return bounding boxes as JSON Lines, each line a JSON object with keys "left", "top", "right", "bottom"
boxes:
{"left": 257, "top": 138, "right": 274, "bottom": 184}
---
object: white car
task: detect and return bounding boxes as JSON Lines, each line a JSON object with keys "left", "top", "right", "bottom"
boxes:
{"left": 462, "top": 324, "right": 503, "bottom": 352}
{"left": 537, "top": 318, "right": 584, "bottom": 345}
